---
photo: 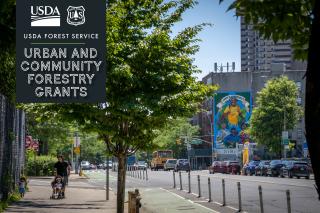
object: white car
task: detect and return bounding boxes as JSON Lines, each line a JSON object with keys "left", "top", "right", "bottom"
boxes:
{"left": 134, "top": 161, "right": 147, "bottom": 169}
{"left": 81, "top": 161, "right": 90, "bottom": 170}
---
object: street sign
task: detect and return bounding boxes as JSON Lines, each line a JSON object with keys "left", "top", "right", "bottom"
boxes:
{"left": 74, "top": 135, "right": 81, "bottom": 147}
{"left": 191, "top": 139, "right": 202, "bottom": 145}
{"left": 282, "top": 139, "right": 289, "bottom": 145}
{"left": 282, "top": 131, "right": 288, "bottom": 140}
{"left": 74, "top": 146, "right": 80, "bottom": 154}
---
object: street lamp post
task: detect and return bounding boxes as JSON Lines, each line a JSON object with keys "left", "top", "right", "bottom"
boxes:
{"left": 204, "top": 110, "right": 214, "bottom": 165}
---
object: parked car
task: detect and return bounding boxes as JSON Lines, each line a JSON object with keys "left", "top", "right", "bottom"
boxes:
{"left": 224, "top": 161, "right": 241, "bottom": 174}
{"left": 100, "top": 160, "right": 112, "bottom": 169}
{"left": 134, "top": 161, "right": 147, "bottom": 169}
{"left": 255, "top": 161, "right": 270, "bottom": 176}
{"left": 164, "top": 159, "right": 177, "bottom": 171}
{"left": 81, "top": 161, "right": 90, "bottom": 170}
{"left": 280, "top": 161, "right": 310, "bottom": 179}
{"left": 174, "top": 159, "right": 190, "bottom": 172}
{"left": 243, "top": 160, "right": 260, "bottom": 175}
{"left": 90, "top": 164, "right": 97, "bottom": 170}
{"left": 267, "top": 160, "right": 284, "bottom": 177}
{"left": 209, "top": 161, "right": 224, "bottom": 174}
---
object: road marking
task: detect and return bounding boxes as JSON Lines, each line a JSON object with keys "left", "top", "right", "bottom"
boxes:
{"left": 226, "top": 205, "right": 238, "bottom": 211}
{"left": 160, "top": 188, "right": 220, "bottom": 213}
{"left": 103, "top": 186, "right": 113, "bottom": 191}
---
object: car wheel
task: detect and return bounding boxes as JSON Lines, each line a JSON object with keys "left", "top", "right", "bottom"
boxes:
{"left": 297, "top": 176, "right": 300, "bottom": 179}
{"left": 306, "top": 176, "right": 310, "bottom": 179}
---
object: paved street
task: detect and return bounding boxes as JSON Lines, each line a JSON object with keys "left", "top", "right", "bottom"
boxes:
{"left": 85, "top": 169, "right": 320, "bottom": 213}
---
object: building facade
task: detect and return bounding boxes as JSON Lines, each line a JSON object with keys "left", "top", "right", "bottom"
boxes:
{"left": 241, "top": 17, "right": 307, "bottom": 72}
{"left": 199, "top": 68, "right": 305, "bottom": 161}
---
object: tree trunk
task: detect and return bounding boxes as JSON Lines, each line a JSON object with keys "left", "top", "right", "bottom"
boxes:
{"left": 305, "top": 0, "right": 320, "bottom": 199}
{"left": 117, "top": 154, "right": 127, "bottom": 213}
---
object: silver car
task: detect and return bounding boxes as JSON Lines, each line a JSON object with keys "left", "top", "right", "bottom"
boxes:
{"left": 81, "top": 161, "right": 90, "bottom": 170}
{"left": 164, "top": 159, "right": 177, "bottom": 171}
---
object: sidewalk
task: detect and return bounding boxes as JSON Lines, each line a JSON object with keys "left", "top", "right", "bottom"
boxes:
{"left": 138, "top": 188, "right": 234, "bottom": 213}
{"left": 5, "top": 173, "right": 127, "bottom": 213}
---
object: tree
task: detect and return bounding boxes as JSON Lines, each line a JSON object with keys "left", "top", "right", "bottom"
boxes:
{"left": 153, "top": 117, "right": 200, "bottom": 158}
{"left": 220, "top": 0, "right": 320, "bottom": 199}
{"left": 250, "top": 76, "right": 303, "bottom": 157}
{"left": 29, "top": 1, "right": 216, "bottom": 212}
{"left": 0, "top": 0, "right": 16, "bottom": 101}
{"left": 26, "top": 113, "right": 72, "bottom": 155}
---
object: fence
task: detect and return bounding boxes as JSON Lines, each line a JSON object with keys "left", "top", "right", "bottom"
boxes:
{"left": 0, "top": 94, "right": 26, "bottom": 200}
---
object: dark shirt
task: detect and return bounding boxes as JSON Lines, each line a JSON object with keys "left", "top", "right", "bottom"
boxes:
{"left": 54, "top": 161, "right": 69, "bottom": 176}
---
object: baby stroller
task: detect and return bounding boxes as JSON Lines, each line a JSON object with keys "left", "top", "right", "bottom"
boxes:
{"left": 50, "top": 175, "right": 65, "bottom": 199}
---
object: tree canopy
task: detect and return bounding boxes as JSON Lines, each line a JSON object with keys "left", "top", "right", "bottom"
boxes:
{"left": 0, "top": 0, "right": 16, "bottom": 100}
{"left": 250, "top": 76, "right": 303, "bottom": 156}
{"left": 153, "top": 117, "right": 200, "bottom": 158}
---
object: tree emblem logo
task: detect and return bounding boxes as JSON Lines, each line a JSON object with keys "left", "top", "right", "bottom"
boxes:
{"left": 67, "top": 6, "right": 85, "bottom": 26}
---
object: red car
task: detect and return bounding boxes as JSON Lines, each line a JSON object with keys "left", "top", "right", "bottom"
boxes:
{"left": 224, "top": 161, "right": 241, "bottom": 175}
{"left": 209, "top": 161, "right": 241, "bottom": 174}
{"left": 209, "top": 161, "right": 224, "bottom": 174}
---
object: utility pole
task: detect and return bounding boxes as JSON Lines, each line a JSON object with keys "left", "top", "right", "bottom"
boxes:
{"left": 283, "top": 110, "right": 287, "bottom": 159}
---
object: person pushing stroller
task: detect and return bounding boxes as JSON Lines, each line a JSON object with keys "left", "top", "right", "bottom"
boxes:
{"left": 51, "top": 175, "right": 65, "bottom": 199}
{"left": 53, "top": 155, "right": 70, "bottom": 198}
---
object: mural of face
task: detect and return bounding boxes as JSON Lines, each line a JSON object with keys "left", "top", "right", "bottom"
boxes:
{"left": 231, "top": 97, "right": 237, "bottom": 106}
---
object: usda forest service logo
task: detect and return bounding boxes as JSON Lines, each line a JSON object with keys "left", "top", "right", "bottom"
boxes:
{"left": 31, "top": 6, "right": 61, "bottom": 27}
{"left": 67, "top": 6, "right": 85, "bottom": 26}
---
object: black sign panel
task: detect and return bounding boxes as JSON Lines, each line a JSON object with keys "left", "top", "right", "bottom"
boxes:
{"left": 16, "top": 0, "right": 106, "bottom": 103}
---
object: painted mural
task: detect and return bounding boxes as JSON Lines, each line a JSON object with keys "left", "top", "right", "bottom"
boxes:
{"left": 213, "top": 92, "right": 252, "bottom": 153}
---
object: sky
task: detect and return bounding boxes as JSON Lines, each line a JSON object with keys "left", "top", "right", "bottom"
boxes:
{"left": 171, "top": 0, "right": 240, "bottom": 80}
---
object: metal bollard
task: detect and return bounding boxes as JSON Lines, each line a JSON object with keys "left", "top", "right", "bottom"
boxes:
{"left": 139, "top": 169, "right": 142, "bottom": 179}
{"left": 173, "top": 171, "right": 176, "bottom": 188}
{"left": 237, "top": 182, "right": 242, "bottom": 212}
{"left": 258, "top": 185, "right": 264, "bottom": 213}
{"left": 286, "top": 190, "right": 291, "bottom": 213}
{"left": 197, "top": 175, "right": 201, "bottom": 198}
{"left": 208, "top": 177, "right": 212, "bottom": 202}
{"left": 222, "top": 179, "right": 226, "bottom": 206}
{"left": 179, "top": 171, "right": 183, "bottom": 190}
{"left": 188, "top": 171, "right": 191, "bottom": 193}
{"left": 146, "top": 167, "right": 148, "bottom": 181}
{"left": 143, "top": 168, "right": 145, "bottom": 180}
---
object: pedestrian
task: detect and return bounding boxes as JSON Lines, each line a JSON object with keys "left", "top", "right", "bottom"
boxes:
{"left": 18, "top": 177, "right": 26, "bottom": 198}
{"left": 54, "top": 155, "right": 70, "bottom": 197}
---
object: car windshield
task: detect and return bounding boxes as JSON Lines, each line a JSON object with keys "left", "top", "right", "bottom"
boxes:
{"left": 271, "top": 160, "right": 282, "bottom": 165}
{"left": 138, "top": 161, "right": 145, "bottom": 165}
{"left": 179, "top": 159, "right": 189, "bottom": 163}
{"left": 167, "top": 160, "right": 176, "bottom": 163}
{"left": 250, "top": 161, "right": 260, "bottom": 165}
{"left": 158, "top": 151, "right": 173, "bottom": 158}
